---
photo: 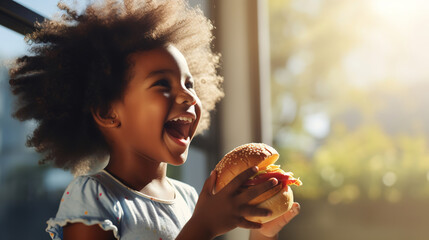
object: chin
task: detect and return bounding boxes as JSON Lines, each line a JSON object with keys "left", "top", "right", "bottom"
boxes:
{"left": 165, "top": 147, "right": 189, "bottom": 166}
{"left": 167, "top": 156, "right": 187, "bottom": 166}
{"left": 162, "top": 131, "right": 194, "bottom": 166}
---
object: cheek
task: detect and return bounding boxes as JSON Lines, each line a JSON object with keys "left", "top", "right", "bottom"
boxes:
{"left": 122, "top": 95, "right": 169, "bottom": 135}
{"left": 163, "top": 92, "right": 171, "bottom": 98}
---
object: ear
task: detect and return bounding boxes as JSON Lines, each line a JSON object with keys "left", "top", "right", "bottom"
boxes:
{"left": 91, "top": 107, "right": 121, "bottom": 128}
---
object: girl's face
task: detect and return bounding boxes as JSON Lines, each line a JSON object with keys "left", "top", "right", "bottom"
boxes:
{"left": 113, "top": 45, "right": 202, "bottom": 166}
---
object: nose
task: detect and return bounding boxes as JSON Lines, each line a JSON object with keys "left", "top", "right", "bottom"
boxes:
{"left": 176, "top": 87, "right": 198, "bottom": 106}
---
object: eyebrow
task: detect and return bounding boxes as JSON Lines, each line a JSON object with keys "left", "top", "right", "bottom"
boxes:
{"left": 145, "top": 69, "right": 176, "bottom": 79}
{"left": 145, "top": 69, "right": 193, "bottom": 80}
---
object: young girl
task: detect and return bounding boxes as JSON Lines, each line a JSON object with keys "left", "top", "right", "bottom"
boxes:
{"left": 9, "top": 0, "right": 299, "bottom": 239}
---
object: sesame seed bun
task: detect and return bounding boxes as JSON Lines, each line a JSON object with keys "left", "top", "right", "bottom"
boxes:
{"left": 214, "top": 143, "right": 279, "bottom": 193}
{"left": 214, "top": 143, "right": 294, "bottom": 223}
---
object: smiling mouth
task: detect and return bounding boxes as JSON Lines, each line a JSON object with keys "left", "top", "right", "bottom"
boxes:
{"left": 164, "top": 117, "right": 193, "bottom": 141}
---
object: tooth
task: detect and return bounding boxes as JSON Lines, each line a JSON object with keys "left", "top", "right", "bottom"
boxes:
{"left": 170, "top": 117, "right": 192, "bottom": 122}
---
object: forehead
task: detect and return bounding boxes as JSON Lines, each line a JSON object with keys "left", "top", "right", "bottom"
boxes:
{"left": 128, "top": 46, "right": 190, "bottom": 77}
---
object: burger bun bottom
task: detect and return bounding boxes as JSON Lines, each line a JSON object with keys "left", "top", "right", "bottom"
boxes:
{"left": 245, "top": 186, "right": 294, "bottom": 224}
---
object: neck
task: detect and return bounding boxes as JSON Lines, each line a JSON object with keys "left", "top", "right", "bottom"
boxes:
{"left": 105, "top": 149, "right": 168, "bottom": 192}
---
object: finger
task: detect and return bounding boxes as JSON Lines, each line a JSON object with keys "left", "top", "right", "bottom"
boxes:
{"left": 201, "top": 170, "right": 217, "bottom": 196}
{"left": 239, "top": 205, "right": 272, "bottom": 217}
{"left": 266, "top": 202, "right": 300, "bottom": 228}
{"left": 286, "top": 202, "right": 300, "bottom": 219}
{"left": 287, "top": 202, "right": 301, "bottom": 220}
{"left": 236, "top": 217, "right": 262, "bottom": 229}
{"left": 257, "top": 202, "right": 300, "bottom": 237}
{"left": 278, "top": 202, "right": 300, "bottom": 225}
{"left": 240, "top": 177, "right": 278, "bottom": 203}
{"left": 224, "top": 166, "right": 259, "bottom": 193}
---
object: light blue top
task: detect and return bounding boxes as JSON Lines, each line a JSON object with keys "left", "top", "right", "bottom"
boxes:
{"left": 46, "top": 170, "right": 198, "bottom": 240}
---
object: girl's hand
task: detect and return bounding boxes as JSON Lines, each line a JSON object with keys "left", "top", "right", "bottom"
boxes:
{"left": 250, "top": 202, "right": 301, "bottom": 240}
{"left": 178, "top": 166, "right": 278, "bottom": 239}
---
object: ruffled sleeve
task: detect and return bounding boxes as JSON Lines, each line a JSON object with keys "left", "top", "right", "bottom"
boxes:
{"left": 46, "top": 175, "right": 122, "bottom": 240}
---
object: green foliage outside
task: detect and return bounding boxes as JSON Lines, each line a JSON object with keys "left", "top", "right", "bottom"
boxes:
{"left": 269, "top": 0, "right": 429, "bottom": 204}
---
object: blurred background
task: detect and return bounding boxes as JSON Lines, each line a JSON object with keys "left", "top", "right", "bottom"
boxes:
{"left": 1, "top": 0, "right": 429, "bottom": 239}
{"left": 268, "top": 0, "right": 429, "bottom": 239}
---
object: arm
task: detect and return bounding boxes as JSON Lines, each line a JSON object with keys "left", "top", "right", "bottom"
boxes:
{"left": 175, "top": 215, "right": 216, "bottom": 240}
{"left": 176, "top": 167, "right": 278, "bottom": 240}
{"left": 63, "top": 223, "right": 117, "bottom": 240}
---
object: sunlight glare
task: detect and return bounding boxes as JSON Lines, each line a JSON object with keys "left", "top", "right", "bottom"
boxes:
{"left": 344, "top": 0, "right": 429, "bottom": 88}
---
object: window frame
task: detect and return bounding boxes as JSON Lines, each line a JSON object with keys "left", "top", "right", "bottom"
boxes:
{"left": 0, "top": 1, "right": 45, "bottom": 35}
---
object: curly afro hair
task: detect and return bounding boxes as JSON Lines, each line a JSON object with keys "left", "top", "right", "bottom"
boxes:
{"left": 9, "top": 0, "right": 223, "bottom": 173}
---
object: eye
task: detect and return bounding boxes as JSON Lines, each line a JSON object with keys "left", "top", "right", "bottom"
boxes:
{"left": 185, "top": 80, "right": 194, "bottom": 89}
{"left": 152, "top": 78, "right": 170, "bottom": 89}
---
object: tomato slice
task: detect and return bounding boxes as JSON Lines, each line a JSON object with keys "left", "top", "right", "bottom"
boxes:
{"left": 245, "top": 171, "right": 302, "bottom": 188}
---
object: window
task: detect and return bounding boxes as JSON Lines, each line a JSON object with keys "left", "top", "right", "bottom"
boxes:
{"left": 269, "top": 0, "right": 429, "bottom": 239}
{"left": 13, "top": 0, "right": 62, "bottom": 18}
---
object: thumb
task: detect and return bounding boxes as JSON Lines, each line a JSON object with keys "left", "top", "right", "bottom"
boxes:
{"left": 202, "top": 170, "right": 217, "bottom": 196}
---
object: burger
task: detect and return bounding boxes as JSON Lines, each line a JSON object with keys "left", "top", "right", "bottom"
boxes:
{"left": 214, "top": 143, "right": 302, "bottom": 223}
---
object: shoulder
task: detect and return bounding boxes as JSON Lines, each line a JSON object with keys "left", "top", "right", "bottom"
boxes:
{"left": 46, "top": 173, "right": 121, "bottom": 239}
{"left": 168, "top": 178, "right": 198, "bottom": 194}
{"left": 168, "top": 178, "right": 199, "bottom": 205}
{"left": 66, "top": 174, "right": 114, "bottom": 201}
{"left": 55, "top": 173, "right": 121, "bottom": 218}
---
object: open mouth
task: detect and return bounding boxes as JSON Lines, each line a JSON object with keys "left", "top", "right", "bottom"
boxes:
{"left": 164, "top": 117, "right": 193, "bottom": 143}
